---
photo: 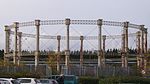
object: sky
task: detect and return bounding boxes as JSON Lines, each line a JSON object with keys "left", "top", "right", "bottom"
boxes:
{"left": 0, "top": 0, "right": 150, "bottom": 50}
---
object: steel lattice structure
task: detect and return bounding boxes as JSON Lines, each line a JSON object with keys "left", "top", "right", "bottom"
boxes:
{"left": 4, "top": 19, "right": 148, "bottom": 75}
{"left": 6, "top": 19, "right": 141, "bottom": 29}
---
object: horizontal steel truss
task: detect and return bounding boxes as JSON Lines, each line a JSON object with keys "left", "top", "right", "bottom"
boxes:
{"left": 6, "top": 19, "right": 144, "bottom": 30}
{"left": 10, "top": 31, "right": 137, "bottom": 40}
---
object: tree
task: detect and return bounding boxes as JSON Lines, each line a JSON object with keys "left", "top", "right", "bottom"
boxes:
{"left": 47, "top": 52, "right": 59, "bottom": 74}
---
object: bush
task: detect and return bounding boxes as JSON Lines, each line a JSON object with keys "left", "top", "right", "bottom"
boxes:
{"left": 99, "top": 76, "right": 150, "bottom": 84}
{"left": 0, "top": 71, "right": 41, "bottom": 78}
{"left": 79, "top": 77, "right": 99, "bottom": 84}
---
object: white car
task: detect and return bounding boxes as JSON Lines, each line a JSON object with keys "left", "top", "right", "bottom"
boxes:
{"left": 0, "top": 78, "right": 19, "bottom": 84}
{"left": 17, "top": 78, "right": 41, "bottom": 84}
{"left": 0, "top": 80, "right": 10, "bottom": 84}
{"left": 39, "top": 79, "right": 58, "bottom": 84}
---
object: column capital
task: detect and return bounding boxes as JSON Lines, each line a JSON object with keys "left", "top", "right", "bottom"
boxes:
{"left": 123, "top": 21, "right": 129, "bottom": 28}
{"left": 13, "top": 22, "right": 19, "bottom": 28}
{"left": 140, "top": 25, "right": 145, "bottom": 31}
{"left": 65, "top": 18, "right": 70, "bottom": 25}
{"left": 144, "top": 28, "right": 148, "bottom": 34}
{"left": 18, "top": 32, "right": 22, "bottom": 37}
{"left": 4, "top": 25, "right": 9, "bottom": 28}
{"left": 136, "top": 31, "right": 141, "bottom": 37}
{"left": 97, "top": 19, "right": 103, "bottom": 26}
{"left": 57, "top": 35, "right": 61, "bottom": 40}
{"left": 4, "top": 25, "right": 10, "bottom": 31}
{"left": 102, "top": 35, "right": 106, "bottom": 40}
{"left": 35, "top": 20, "right": 40, "bottom": 26}
{"left": 80, "top": 36, "right": 84, "bottom": 40}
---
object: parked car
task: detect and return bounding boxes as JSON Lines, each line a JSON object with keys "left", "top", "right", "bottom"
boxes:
{"left": 39, "top": 79, "right": 58, "bottom": 84}
{"left": 0, "top": 79, "right": 10, "bottom": 84}
{"left": 17, "top": 78, "right": 41, "bottom": 84}
{"left": 49, "top": 75, "right": 78, "bottom": 84}
{"left": 0, "top": 78, "right": 19, "bottom": 84}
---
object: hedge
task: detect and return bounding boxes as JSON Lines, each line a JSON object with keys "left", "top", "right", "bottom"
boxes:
{"left": 99, "top": 76, "right": 150, "bottom": 84}
{"left": 79, "top": 76, "right": 150, "bottom": 84}
{"left": 79, "top": 77, "right": 99, "bottom": 84}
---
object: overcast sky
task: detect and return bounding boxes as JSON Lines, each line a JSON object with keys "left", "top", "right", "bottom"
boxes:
{"left": 0, "top": 0, "right": 150, "bottom": 50}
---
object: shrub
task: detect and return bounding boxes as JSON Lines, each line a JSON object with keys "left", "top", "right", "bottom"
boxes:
{"left": 79, "top": 77, "right": 99, "bottom": 84}
{"left": 99, "top": 76, "right": 150, "bottom": 84}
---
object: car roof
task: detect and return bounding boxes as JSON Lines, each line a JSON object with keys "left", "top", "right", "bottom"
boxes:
{"left": 40, "top": 79, "right": 55, "bottom": 80}
{"left": 0, "top": 78, "right": 14, "bottom": 80}
{"left": 17, "top": 78, "right": 36, "bottom": 79}
{"left": 17, "top": 78, "right": 38, "bottom": 81}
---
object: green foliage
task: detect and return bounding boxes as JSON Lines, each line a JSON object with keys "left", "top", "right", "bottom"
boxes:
{"left": 78, "top": 76, "right": 150, "bottom": 84}
{"left": 79, "top": 77, "right": 99, "bottom": 84}
{"left": 0, "top": 50, "right": 4, "bottom": 59}
{"left": 0, "top": 71, "right": 42, "bottom": 78}
{"left": 99, "top": 76, "right": 150, "bottom": 84}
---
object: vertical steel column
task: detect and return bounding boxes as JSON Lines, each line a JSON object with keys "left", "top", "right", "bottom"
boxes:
{"left": 80, "top": 36, "right": 84, "bottom": 66}
{"left": 121, "top": 34, "right": 125, "bottom": 67}
{"left": 136, "top": 31, "right": 141, "bottom": 68}
{"left": 14, "top": 22, "right": 19, "bottom": 65}
{"left": 124, "top": 22, "right": 129, "bottom": 68}
{"left": 65, "top": 18, "right": 70, "bottom": 74}
{"left": 102, "top": 35, "right": 106, "bottom": 66}
{"left": 97, "top": 19, "right": 103, "bottom": 67}
{"left": 35, "top": 20, "right": 40, "bottom": 70}
{"left": 144, "top": 28, "right": 147, "bottom": 73}
{"left": 80, "top": 36, "right": 84, "bottom": 76}
{"left": 57, "top": 35, "right": 61, "bottom": 73}
{"left": 144, "top": 28, "right": 147, "bottom": 54}
{"left": 140, "top": 25, "right": 144, "bottom": 55}
{"left": 18, "top": 32, "right": 22, "bottom": 66}
{"left": 140, "top": 25, "right": 145, "bottom": 71}
{"left": 4, "top": 25, "right": 10, "bottom": 62}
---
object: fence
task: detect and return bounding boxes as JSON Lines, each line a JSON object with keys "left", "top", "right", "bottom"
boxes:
{"left": 0, "top": 64, "right": 137, "bottom": 77}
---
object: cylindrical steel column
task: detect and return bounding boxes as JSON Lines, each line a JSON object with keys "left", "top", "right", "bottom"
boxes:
{"left": 4, "top": 25, "right": 10, "bottom": 62}
{"left": 121, "top": 34, "right": 125, "bottom": 67}
{"left": 97, "top": 19, "right": 103, "bottom": 67}
{"left": 57, "top": 35, "right": 61, "bottom": 73}
{"left": 35, "top": 20, "right": 40, "bottom": 70}
{"left": 140, "top": 25, "right": 144, "bottom": 55}
{"left": 124, "top": 22, "right": 129, "bottom": 68}
{"left": 140, "top": 25, "right": 145, "bottom": 71}
{"left": 14, "top": 22, "right": 19, "bottom": 65}
{"left": 80, "top": 36, "right": 84, "bottom": 66}
{"left": 136, "top": 31, "right": 141, "bottom": 67}
{"left": 144, "top": 28, "right": 147, "bottom": 54}
{"left": 18, "top": 32, "right": 22, "bottom": 66}
{"left": 102, "top": 35, "right": 106, "bottom": 66}
{"left": 65, "top": 18, "right": 70, "bottom": 74}
{"left": 144, "top": 28, "right": 147, "bottom": 74}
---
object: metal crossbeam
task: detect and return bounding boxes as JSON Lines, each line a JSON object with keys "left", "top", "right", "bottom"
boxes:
{"left": 40, "top": 20, "right": 64, "bottom": 25}
{"left": 71, "top": 20, "right": 97, "bottom": 25}
{"left": 10, "top": 31, "right": 137, "bottom": 40}
{"left": 103, "top": 21, "right": 124, "bottom": 27}
{"left": 6, "top": 19, "right": 143, "bottom": 30}
{"left": 19, "top": 21, "right": 35, "bottom": 27}
{"left": 128, "top": 23, "right": 141, "bottom": 29}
